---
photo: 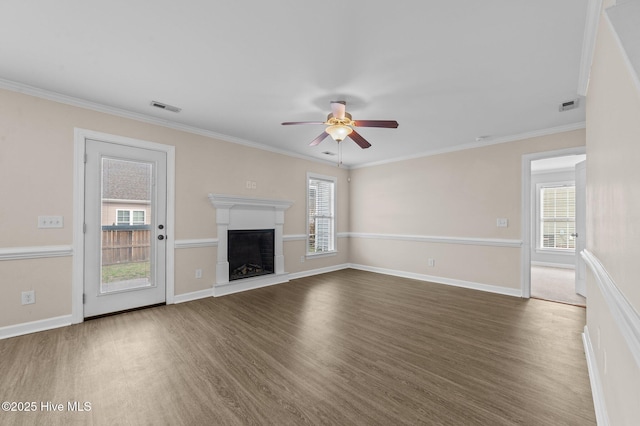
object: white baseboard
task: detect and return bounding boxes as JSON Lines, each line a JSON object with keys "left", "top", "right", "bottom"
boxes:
{"left": 289, "top": 263, "right": 350, "bottom": 280}
{"left": 349, "top": 264, "right": 522, "bottom": 298}
{"left": 173, "top": 288, "right": 213, "bottom": 304}
{"left": 0, "top": 315, "right": 73, "bottom": 340}
{"left": 531, "top": 261, "right": 575, "bottom": 269}
{"left": 583, "top": 326, "right": 610, "bottom": 425}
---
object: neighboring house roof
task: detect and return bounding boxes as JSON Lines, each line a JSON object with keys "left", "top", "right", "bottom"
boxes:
{"left": 102, "top": 159, "right": 151, "bottom": 201}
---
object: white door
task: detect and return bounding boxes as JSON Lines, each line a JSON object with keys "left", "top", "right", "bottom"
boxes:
{"left": 84, "top": 139, "right": 167, "bottom": 317}
{"left": 574, "top": 160, "right": 587, "bottom": 297}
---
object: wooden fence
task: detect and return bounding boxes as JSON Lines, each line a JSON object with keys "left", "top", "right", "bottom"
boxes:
{"left": 102, "top": 225, "right": 150, "bottom": 266}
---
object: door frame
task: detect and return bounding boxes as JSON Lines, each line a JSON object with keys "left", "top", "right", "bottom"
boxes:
{"left": 520, "top": 146, "right": 586, "bottom": 298}
{"left": 72, "top": 128, "right": 176, "bottom": 324}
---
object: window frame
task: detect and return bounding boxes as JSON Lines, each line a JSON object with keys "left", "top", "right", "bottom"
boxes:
{"left": 536, "top": 181, "right": 576, "bottom": 253}
{"left": 116, "top": 209, "right": 146, "bottom": 226}
{"left": 306, "top": 172, "right": 337, "bottom": 257}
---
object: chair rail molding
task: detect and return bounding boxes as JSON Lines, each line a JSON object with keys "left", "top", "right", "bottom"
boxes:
{"left": 0, "top": 245, "right": 73, "bottom": 261}
{"left": 582, "top": 249, "right": 640, "bottom": 369}
{"left": 348, "top": 232, "right": 522, "bottom": 248}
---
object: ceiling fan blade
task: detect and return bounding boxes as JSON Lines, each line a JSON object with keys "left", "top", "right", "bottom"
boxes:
{"left": 348, "top": 129, "right": 372, "bottom": 149}
{"left": 281, "top": 121, "right": 325, "bottom": 125}
{"left": 309, "top": 131, "right": 329, "bottom": 146}
{"left": 353, "top": 120, "right": 399, "bottom": 128}
{"left": 330, "top": 101, "right": 346, "bottom": 119}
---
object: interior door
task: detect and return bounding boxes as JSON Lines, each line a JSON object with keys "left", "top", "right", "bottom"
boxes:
{"left": 574, "top": 160, "right": 587, "bottom": 297}
{"left": 84, "top": 139, "right": 167, "bottom": 317}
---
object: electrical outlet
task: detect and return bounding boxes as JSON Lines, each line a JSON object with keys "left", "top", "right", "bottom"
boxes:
{"left": 428, "top": 258, "right": 435, "bottom": 267}
{"left": 496, "top": 218, "right": 508, "bottom": 228}
{"left": 38, "top": 216, "right": 64, "bottom": 229}
{"left": 195, "top": 269, "right": 202, "bottom": 279}
{"left": 21, "top": 290, "right": 35, "bottom": 305}
{"left": 300, "top": 255, "right": 305, "bottom": 263}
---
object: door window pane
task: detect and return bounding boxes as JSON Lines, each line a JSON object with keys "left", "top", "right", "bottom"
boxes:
{"left": 101, "top": 158, "right": 153, "bottom": 293}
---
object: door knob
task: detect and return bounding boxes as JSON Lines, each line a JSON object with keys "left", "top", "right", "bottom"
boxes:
{"left": 571, "top": 233, "right": 578, "bottom": 238}
{"left": 158, "top": 235, "right": 165, "bottom": 240}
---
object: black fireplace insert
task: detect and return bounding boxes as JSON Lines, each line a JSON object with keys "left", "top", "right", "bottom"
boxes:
{"left": 228, "top": 229, "right": 275, "bottom": 281}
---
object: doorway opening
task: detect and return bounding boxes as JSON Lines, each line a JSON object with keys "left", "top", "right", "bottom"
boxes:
{"left": 521, "top": 147, "right": 586, "bottom": 306}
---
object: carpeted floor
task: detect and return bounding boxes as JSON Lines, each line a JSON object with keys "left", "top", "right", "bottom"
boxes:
{"left": 531, "top": 265, "right": 586, "bottom": 306}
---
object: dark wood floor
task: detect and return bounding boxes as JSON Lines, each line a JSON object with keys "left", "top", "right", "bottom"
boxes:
{"left": 0, "top": 269, "right": 595, "bottom": 425}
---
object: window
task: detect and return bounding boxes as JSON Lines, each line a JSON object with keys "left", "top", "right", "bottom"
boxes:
{"left": 116, "top": 209, "right": 146, "bottom": 226}
{"left": 307, "top": 173, "right": 336, "bottom": 254}
{"left": 540, "top": 185, "right": 575, "bottom": 250}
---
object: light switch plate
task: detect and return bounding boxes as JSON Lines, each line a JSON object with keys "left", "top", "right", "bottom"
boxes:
{"left": 38, "top": 216, "right": 64, "bottom": 228}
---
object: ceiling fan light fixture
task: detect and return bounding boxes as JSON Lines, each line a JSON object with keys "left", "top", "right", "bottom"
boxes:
{"left": 325, "top": 124, "right": 353, "bottom": 142}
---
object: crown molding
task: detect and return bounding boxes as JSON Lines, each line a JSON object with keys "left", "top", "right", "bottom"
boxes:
{"left": 578, "top": 0, "right": 604, "bottom": 96}
{"left": 351, "top": 122, "right": 586, "bottom": 169}
{"left": 0, "top": 78, "right": 339, "bottom": 168}
{"left": 0, "top": 77, "right": 587, "bottom": 171}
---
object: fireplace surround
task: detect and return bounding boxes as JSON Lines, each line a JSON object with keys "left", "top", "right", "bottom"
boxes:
{"left": 208, "top": 194, "right": 293, "bottom": 296}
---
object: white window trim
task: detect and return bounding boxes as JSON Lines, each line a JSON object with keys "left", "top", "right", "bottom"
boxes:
{"left": 306, "top": 172, "right": 337, "bottom": 257}
{"left": 536, "top": 180, "right": 576, "bottom": 253}
{"left": 115, "top": 209, "right": 146, "bottom": 226}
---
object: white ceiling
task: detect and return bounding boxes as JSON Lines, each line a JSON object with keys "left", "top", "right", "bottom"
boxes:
{"left": 0, "top": 1, "right": 589, "bottom": 167}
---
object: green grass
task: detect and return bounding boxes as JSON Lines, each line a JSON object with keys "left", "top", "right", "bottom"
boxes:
{"left": 102, "top": 262, "right": 150, "bottom": 283}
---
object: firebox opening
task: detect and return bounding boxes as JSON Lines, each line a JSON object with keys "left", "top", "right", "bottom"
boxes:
{"left": 228, "top": 229, "right": 275, "bottom": 281}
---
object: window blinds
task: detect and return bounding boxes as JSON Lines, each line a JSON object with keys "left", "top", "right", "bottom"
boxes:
{"left": 308, "top": 177, "right": 335, "bottom": 253}
{"left": 541, "top": 185, "right": 576, "bottom": 249}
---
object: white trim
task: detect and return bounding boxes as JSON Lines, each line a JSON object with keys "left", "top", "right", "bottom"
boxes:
{"left": 578, "top": 0, "right": 604, "bottom": 96}
{"left": 582, "top": 249, "right": 640, "bottom": 370}
{"left": 289, "top": 264, "right": 350, "bottom": 280}
{"left": 348, "top": 232, "right": 522, "bottom": 248}
{"left": 0, "top": 245, "right": 73, "bottom": 261}
{"left": 213, "top": 273, "right": 290, "bottom": 297}
{"left": 173, "top": 288, "right": 213, "bottom": 304}
{"left": 583, "top": 326, "right": 610, "bottom": 426}
{"left": 531, "top": 261, "right": 575, "bottom": 269}
{"left": 173, "top": 234, "right": 339, "bottom": 246}
{"left": 0, "top": 315, "right": 73, "bottom": 340}
{"left": 349, "top": 264, "right": 522, "bottom": 297}
{"left": 208, "top": 193, "right": 294, "bottom": 210}
{"left": 605, "top": 4, "right": 640, "bottom": 93}
{"left": 72, "top": 128, "right": 176, "bottom": 323}
{"left": 305, "top": 251, "right": 338, "bottom": 259}
{"left": 174, "top": 238, "right": 218, "bottom": 249}
{"left": 521, "top": 146, "right": 587, "bottom": 299}
{"left": 0, "top": 78, "right": 589, "bottom": 171}
{"left": 336, "top": 232, "right": 350, "bottom": 239}
{"left": 0, "top": 78, "right": 338, "bottom": 168}
{"left": 283, "top": 234, "right": 307, "bottom": 242}
{"left": 352, "top": 122, "right": 586, "bottom": 169}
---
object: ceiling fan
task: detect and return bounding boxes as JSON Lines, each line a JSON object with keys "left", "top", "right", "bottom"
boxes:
{"left": 282, "top": 101, "right": 398, "bottom": 149}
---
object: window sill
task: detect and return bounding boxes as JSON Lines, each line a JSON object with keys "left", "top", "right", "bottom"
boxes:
{"left": 305, "top": 251, "right": 338, "bottom": 259}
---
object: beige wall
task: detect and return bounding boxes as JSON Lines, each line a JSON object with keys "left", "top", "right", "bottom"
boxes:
{"left": 585, "top": 4, "right": 640, "bottom": 423}
{"left": 0, "top": 88, "right": 349, "bottom": 328}
{"left": 349, "top": 130, "right": 585, "bottom": 289}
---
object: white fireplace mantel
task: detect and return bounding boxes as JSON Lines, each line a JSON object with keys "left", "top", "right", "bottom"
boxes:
{"left": 208, "top": 193, "right": 294, "bottom": 296}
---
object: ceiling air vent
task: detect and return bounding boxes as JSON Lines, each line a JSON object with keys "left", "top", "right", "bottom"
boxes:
{"left": 559, "top": 99, "right": 579, "bottom": 112}
{"left": 150, "top": 101, "right": 182, "bottom": 113}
